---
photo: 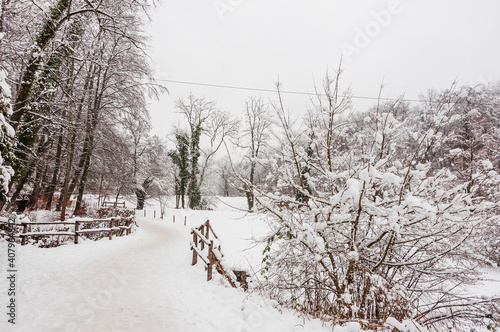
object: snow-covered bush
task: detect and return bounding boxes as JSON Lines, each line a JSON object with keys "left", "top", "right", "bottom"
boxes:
{"left": 248, "top": 76, "right": 500, "bottom": 330}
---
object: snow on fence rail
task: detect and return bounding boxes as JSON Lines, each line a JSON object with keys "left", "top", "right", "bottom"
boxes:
{"left": 190, "top": 220, "right": 237, "bottom": 288}
{"left": 101, "top": 201, "right": 126, "bottom": 208}
{"left": 0, "top": 216, "right": 135, "bottom": 245}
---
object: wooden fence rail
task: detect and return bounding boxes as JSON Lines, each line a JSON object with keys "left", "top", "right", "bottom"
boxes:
{"left": 101, "top": 201, "right": 126, "bottom": 208}
{"left": 0, "top": 216, "right": 135, "bottom": 245}
{"left": 190, "top": 220, "right": 236, "bottom": 288}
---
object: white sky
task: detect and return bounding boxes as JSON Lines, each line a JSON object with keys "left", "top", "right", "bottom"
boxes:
{"left": 146, "top": 0, "right": 500, "bottom": 137}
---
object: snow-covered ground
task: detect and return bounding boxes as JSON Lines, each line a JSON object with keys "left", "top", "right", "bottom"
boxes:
{"left": 0, "top": 198, "right": 329, "bottom": 332}
{"left": 1, "top": 197, "right": 498, "bottom": 331}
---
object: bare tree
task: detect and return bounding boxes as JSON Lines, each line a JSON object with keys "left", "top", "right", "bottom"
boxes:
{"left": 240, "top": 97, "right": 271, "bottom": 211}
{"left": 216, "top": 157, "right": 240, "bottom": 197}
{"left": 175, "top": 94, "right": 214, "bottom": 208}
{"left": 199, "top": 109, "right": 239, "bottom": 191}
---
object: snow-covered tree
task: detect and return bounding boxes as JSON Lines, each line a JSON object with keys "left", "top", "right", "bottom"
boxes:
{"left": 173, "top": 94, "right": 238, "bottom": 209}
{"left": 0, "top": 0, "right": 162, "bottom": 215}
{"left": 216, "top": 157, "right": 240, "bottom": 197}
{"left": 240, "top": 97, "right": 271, "bottom": 211}
{"left": 199, "top": 108, "right": 238, "bottom": 194}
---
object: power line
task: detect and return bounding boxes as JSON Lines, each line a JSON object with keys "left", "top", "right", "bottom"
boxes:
{"left": 154, "top": 78, "right": 423, "bottom": 103}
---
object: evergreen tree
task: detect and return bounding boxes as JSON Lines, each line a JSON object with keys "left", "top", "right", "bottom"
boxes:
{"left": 188, "top": 124, "right": 202, "bottom": 209}
{"left": 169, "top": 131, "right": 190, "bottom": 208}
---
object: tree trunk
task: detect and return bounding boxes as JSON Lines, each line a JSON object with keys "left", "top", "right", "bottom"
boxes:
{"left": 4, "top": 133, "right": 52, "bottom": 211}
{"left": 114, "top": 185, "right": 123, "bottom": 204}
{"left": 174, "top": 179, "right": 180, "bottom": 209}
{"left": 45, "top": 131, "right": 64, "bottom": 210}
{"left": 188, "top": 124, "right": 202, "bottom": 209}
{"left": 136, "top": 177, "right": 152, "bottom": 210}
{"left": 58, "top": 133, "right": 74, "bottom": 218}
{"left": 72, "top": 69, "right": 103, "bottom": 215}
{"left": 246, "top": 160, "right": 255, "bottom": 211}
{"left": 27, "top": 135, "right": 51, "bottom": 209}
{"left": 0, "top": 0, "right": 9, "bottom": 35}
{"left": 59, "top": 64, "right": 98, "bottom": 219}
{"left": 97, "top": 174, "right": 103, "bottom": 208}
{"left": 6, "top": 178, "right": 28, "bottom": 212}
{"left": 135, "top": 188, "right": 145, "bottom": 210}
{"left": 74, "top": 149, "right": 93, "bottom": 215}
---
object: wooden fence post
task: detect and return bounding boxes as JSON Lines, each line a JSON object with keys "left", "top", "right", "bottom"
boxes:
{"left": 200, "top": 224, "right": 205, "bottom": 250}
{"left": 21, "top": 223, "right": 28, "bottom": 246}
{"left": 192, "top": 231, "right": 198, "bottom": 265}
{"left": 154, "top": 210, "right": 156, "bottom": 218}
{"left": 118, "top": 217, "right": 123, "bottom": 236}
{"left": 184, "top": 216, "right": 186, "bottom": 226}
{"left": 109, "top": 219, "right": 114, "bottom": 240}
{"left": 116, "top": 218, "right": 120, "bottom": 236}
{"left": 207, "top": 240, "right": 214, "bottom": 281}
{"left": 173, "top": 215, "right": 175, "bottom": 223}
{"left": 74, "top": 221, "right": 79, "bottom": 244}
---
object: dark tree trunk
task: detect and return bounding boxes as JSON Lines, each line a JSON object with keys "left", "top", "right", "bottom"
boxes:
{"left": 59, "top": 65, "right": 98, "bottom": 219}
{"left": 27, "top": 136, "right": 51, "bottom": 209}
{"left": 135, "top": 177, "right": 152, "bottom": 210}
{"left": 97, "top": 174, "right": 104, "bottom": 208}
{"left": 45, "top": 131, "right": 64, "bottom": 210}
{"left": 114, "top": 186, "right": 122, "bottom": 204}
{"left": 246, "top": 161, "right": 255, "bottom": 211}
{"left": 74, "top": 150, "right": 93, "bottom": 215}
{"left": 135, "top": 188, "right": 145, "bottom": 210}
{"left": 188, "top": 124, "right": 202, "bottom": 209}
{"left": 6, "top": 178, "right": 28, "bottom": 211}
{"left": 174, "top": 178, "right": 180, "bottom": 209}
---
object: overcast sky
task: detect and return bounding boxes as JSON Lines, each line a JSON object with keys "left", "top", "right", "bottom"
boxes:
{"left": 146, "top": 0, "right": 500, "bottom": 136}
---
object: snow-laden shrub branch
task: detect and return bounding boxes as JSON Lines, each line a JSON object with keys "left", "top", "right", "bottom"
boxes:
{"left": 245, "top": 75, "right": 500, "bottom": 330}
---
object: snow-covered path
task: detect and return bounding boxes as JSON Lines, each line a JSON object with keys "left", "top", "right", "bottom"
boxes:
{"left": 0, "top": 215, "right": 328, "bottom": 332}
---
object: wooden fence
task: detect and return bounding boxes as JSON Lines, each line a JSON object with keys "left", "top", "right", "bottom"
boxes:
{"left": 190, "top": 220, "right": 237, "bottom": 288}
{"left": 101, "top": 201, "right": 126, "bottom": 208}
{"left": 141, "top": 209, "right": 187, "bottom": 225}
{"left": 0, "top": 216, "right": 135, "bottom": 245}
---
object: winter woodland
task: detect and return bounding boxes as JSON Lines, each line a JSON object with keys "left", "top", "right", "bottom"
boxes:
{"left": 0, "top": 0, "right": 499, "bottom": 330}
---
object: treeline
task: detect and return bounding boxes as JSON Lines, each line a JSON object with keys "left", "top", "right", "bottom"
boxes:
{"left": 233, "top": 76, "right": 500, "bottom": 329}
{"left": 0, "top": 0, "right": 167, "bottom": 219}
{"left": 163, "top": 76, "right": 500, "bottom": 328}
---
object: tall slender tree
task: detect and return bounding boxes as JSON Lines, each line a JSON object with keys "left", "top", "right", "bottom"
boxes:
{"left": 169, "top": 131, "right": 190, "bottom": 209}
{"left": 241, "top": 97, "right": 270, "bottom": 211}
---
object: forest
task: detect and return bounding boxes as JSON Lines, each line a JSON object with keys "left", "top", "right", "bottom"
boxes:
{"left": 0, "top": 0, "right": 499, "bottom": 330}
